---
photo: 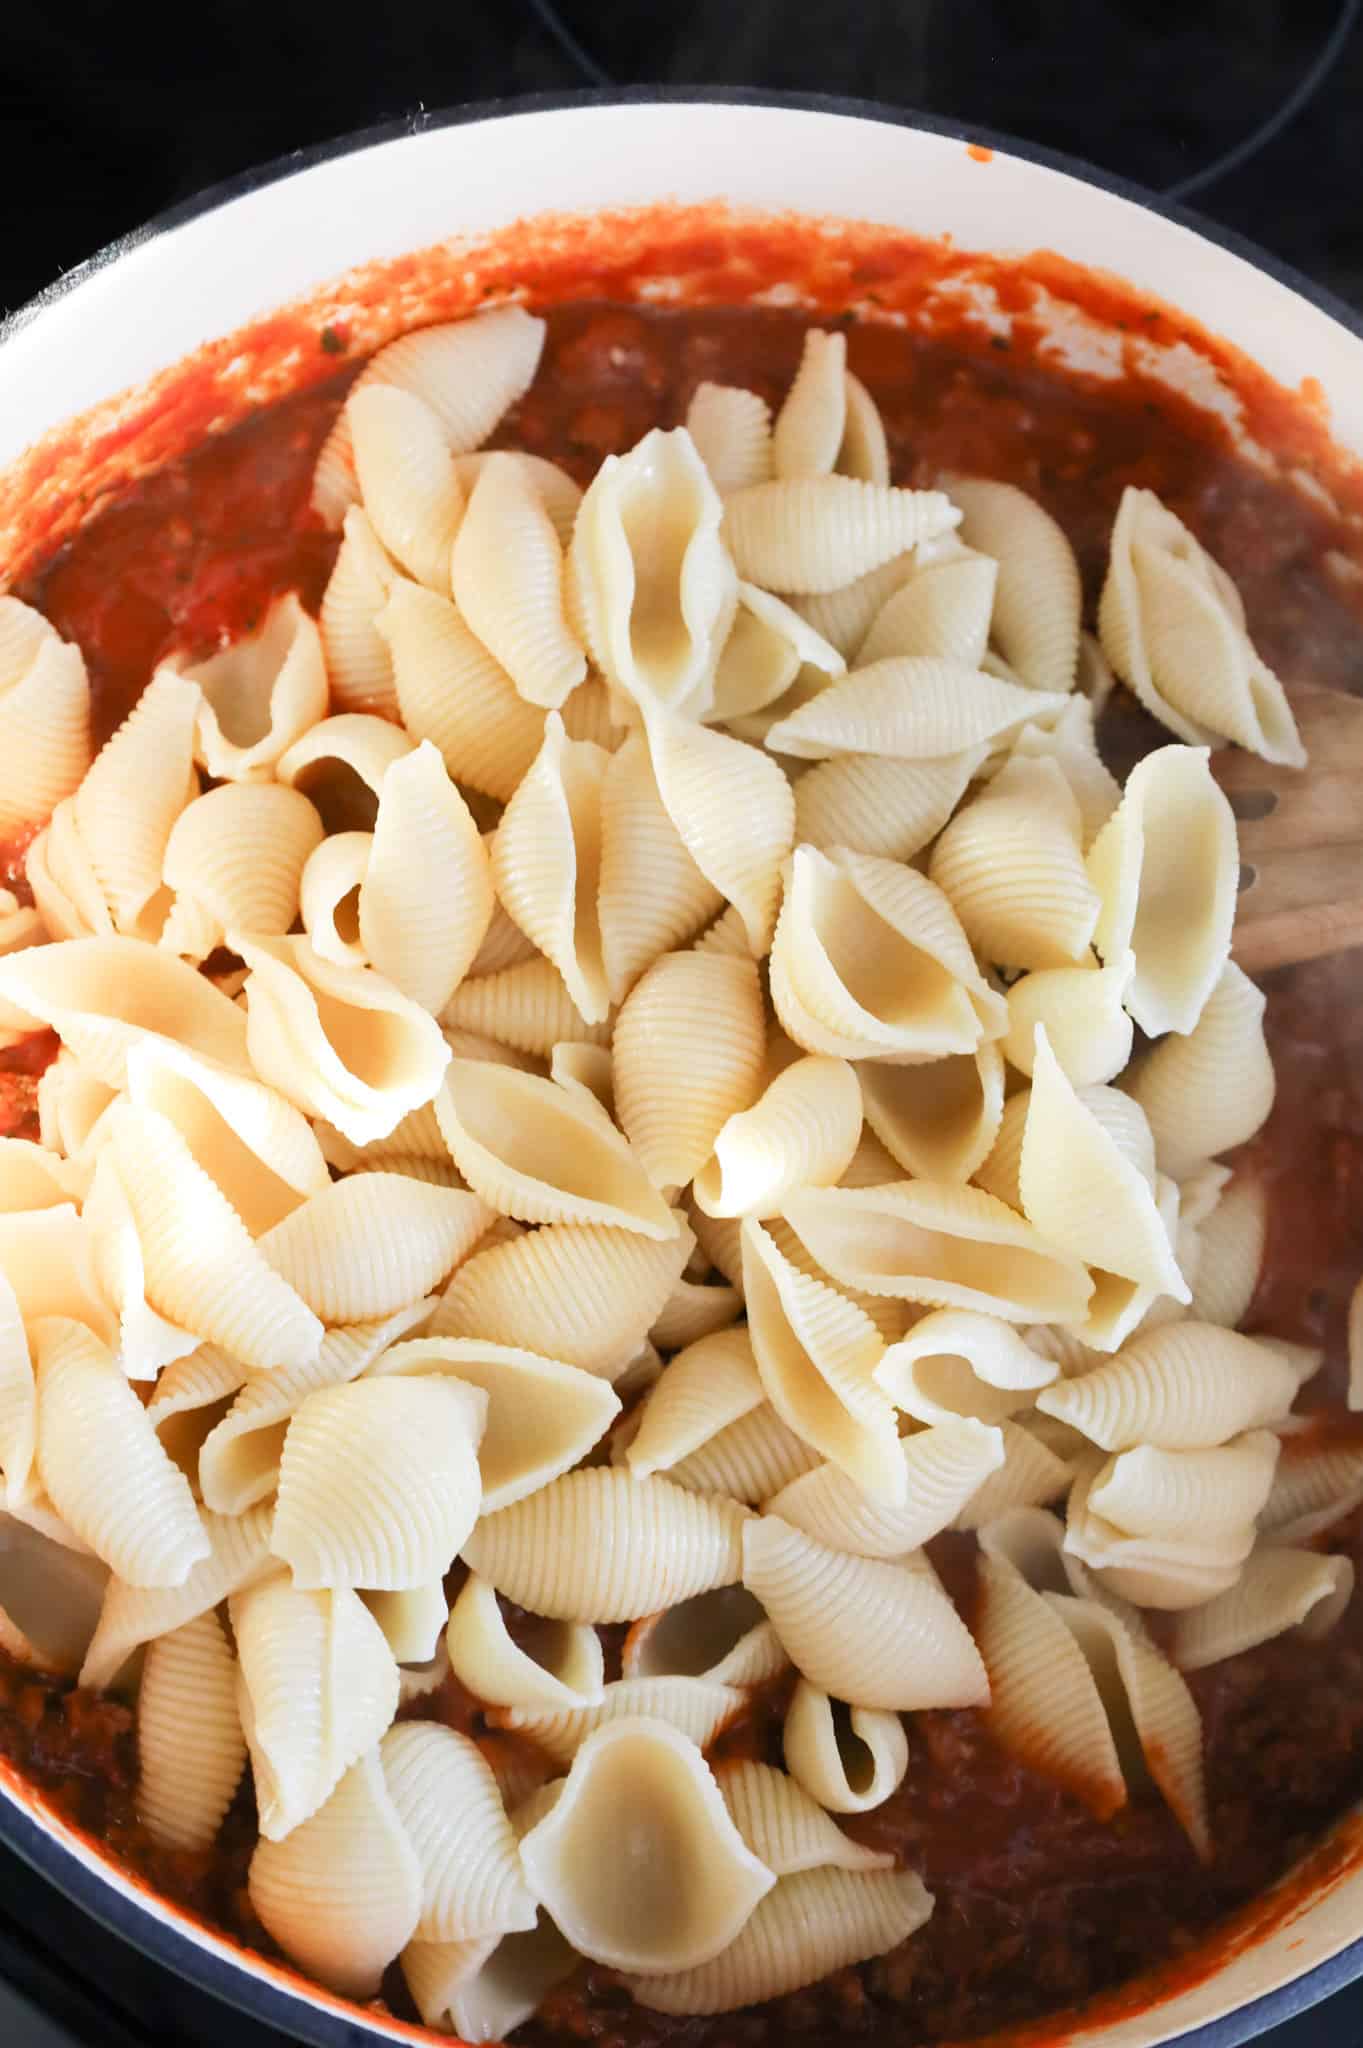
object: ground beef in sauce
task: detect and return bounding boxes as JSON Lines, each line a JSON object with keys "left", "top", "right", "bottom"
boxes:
{"left": 9, "top": 299, "right": 1363, "bottom": 2046}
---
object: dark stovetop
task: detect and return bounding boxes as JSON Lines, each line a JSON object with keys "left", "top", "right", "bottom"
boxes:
{"left": 2, "top": 3, "right": 1363, "bottom": 2042}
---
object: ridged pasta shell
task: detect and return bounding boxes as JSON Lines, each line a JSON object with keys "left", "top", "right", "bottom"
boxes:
{"left": 79, "top": 1499, "right": 274, "bottom": 1689}
{"left": 715, "top": 1759, "right": 891, "bottom": 1876}
{"left": 382, "top": 1722, "right": 537, "bottom": 1944}
{"left": 360, "top": 1581, "right": 450, "bottom": 1664}
{"left": 185, "top": 594, "right": 329, "bottom": 783}
{"left": 0, "top": 1139, "right": 82, "bottom": 1214}
{"left": 272, "top": 1374, "right": 486, "bottom": 1589}
{"left": 773, "top": 329, "right": 848, "bottom": 480}
{"left": 787, "top": 554, "right": 919, "bottom": 660}
{"left": 429, "top": 1220, "right": 692, "bottom": 1377}
{"left": 781, "top": 1180, "right": 1093, "bottom": 1323}
{"left": 693, "top": 1056, "right": 861, "bottom": 1219}
{"left": 1098, "top": 486, "right": 1303, "bottom": 765}
{"left": 598, "top": 727, "right": 723, "bottom": 1003}
{"left": 0, "top": 598, "right": 91, "bottom": 835}
{"left": 1087, "top": 1432, "right": 1280, "bottom": 1545}
{"left": 520, "top": 1718, "right": 773, "bottom": 1973}
{"left": 136, "top": 1609, "right": 245, "bottom": 1851}
{"left": 275, "top": 710, "right": 413, "bottom": 833}
{"left": 1007, "top": 694, "right": 1121, "bottom": 850}
{"left": 645, "top": 706, "right": 796, "bottom": 953}
{"left": 468, "top": 888, "right": 540, "bottom": 979}
{"left": 1171, "top": 1547, "right": 1354, "bottom": 1671}
{"left": 767, "top": 1418, "right": 1004, "bottom": 1556}
{"left": 312, "top": 1098, "right": 449, "bottom": 1173}
{"left": 36, "top": 1048, "right": 115, "bottom": 1162}
{"left": 235, "top": 932, "right": 452, "bottom": 1146}
{"left": 371, "top": 1335, "right": 620, "bottom": 1512}
{"left": 1189, "top": 1172, "right": 1267, "bottom": 1329}
{"left": 74, "top": 666, "right": 199, "bottom": 936}
{"left": 358, "top": 741, "right": 494, "bottom": 1013}
{"left": 1261, "top": 1432, "right": 1363, "bottom": 1547}
{"left": 859, "top": 550, "right": 998, "bottom": 668}
{"left": 792, "top": 749, "right": 982, "bottom": 863}
{"left": 258, "top": 1174, "right": 489, "bottom": 1323}
{"left": 402, "top": 1922, "right": 576, "bottom": 2044}
{"left": 81, "top": 1151, "right": 199, "bottom": 1380}
{"left": 446, "top": 1572, "right": 604, "bottom": 1709}
{"left": 0, "top": 1272, "right": 34, "bottom": 1502}
{"left": 874, "top": 1309, "right": 1056, "bottom": 1427}
{"left": 1086, "top": 745, "right": 1237, "bottom": 1037}
{"left": 649, "top": 1276, "right": 744, "bottom": 1351}
{"left": 26, "top": 802, "right": 111, "bottom": 942}
{"left": 378, "top": 582, "right": 545, "bottom": 802}
{"left": 0, "top": 1204, "right": 106, "bottom": 1336}
{"left": 615, "top": 953, "right": 765, "bottom": 1190}
{"left": 743, "top": 1516, "right": 987, "bottom": 1710}
{"left": 742, "top": 1218, "right": 900, "bottom": 1503}
{"left": 766, "top": 655, "right": 1067, "bottom": 761}
{"left": 839, "top": 372, "right": 890, "bottom": 485}
{"left": 453, "top": 450, "right": 582, "bottom": 549}
{"left": 951, "top": 1419, "right": 1071, "bottom": 1526}
{"left": 1003, "top": 954, "right": 1134, "bottom": 1088}
{"left": 437, "top": 1059, "right": 677, "bottom": 1236}
{"left": 452, "top": 453, "right": 586, "bottom": 710}
{"left": 320, "top": 506, "right": 405, "bottom": 711}
{"left": 1123, "top": 961, "right": 1274, "bottom": 1180}
{"left": 568, "top": 427, "right": 734, "bottom": 719}
{"left": 491, "top": 1675, "right": 745, "bottom": 1766}
{"left": 782, "top": 1680, "right": 908, "bottom": 1814}
{"left": 442, "top": 956, "right": 610, "bottom": 1057}
{"left": 838, "top": 1128, "right": 903, "bottom": 1189}
{"left": 620, "top": 1587, "right": 777, "bottom": 1684}
{"left": 347, "top": 384, "right": 464, "bottom": 591}
{"left": 491, "top": 715, "right": 609, "bottom": 1019}
{"left": 930, "top": 755, "right": 1100, "bottom": 970}
{"left": 724, "top": 478, "right": 957, "bottom": 594}
{"left": 669, "top": 1403, "right": 822, "bottom": 1503}
{"left": 298, "top": 832, "right": 370, "bottom": 967}
{"left": 1036, "top": 1321, "right": 1297, "bottom": 1451}
{"left": 858, "top": 1044, "right": 1004, "bottom": 1186}
{"left": 248, "top": 1750, "right": 421, "bottom": 1997}
{"left": 463, "top": 1468, "right": 748, "bottom": 1622}
{"left": 627, "top": 1327, "right": 764, "bottom": 1478}
{"left": 771, "top": 845, "right": 1006, "bottom": 1063}
{"left": 625, "top": 1863, "right": 933, "bottom": 2014}
{"left": 161, "top": 782, "right": 323, "bottom": 961}
{"left": 686, "top": 383, "right": 774, "bottom": 494}
{"left": 946, "top": 475, "right": 1081, "bottom": 692}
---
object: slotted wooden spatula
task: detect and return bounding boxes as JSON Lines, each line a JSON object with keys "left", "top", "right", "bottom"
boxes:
{"left": 1215, "top": 686, "right": 1363, "bottom": 974}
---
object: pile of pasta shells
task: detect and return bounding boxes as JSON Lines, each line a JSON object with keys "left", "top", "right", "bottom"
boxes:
{"left": 0, "top": 301, "right": 1355, "bottom": 2037}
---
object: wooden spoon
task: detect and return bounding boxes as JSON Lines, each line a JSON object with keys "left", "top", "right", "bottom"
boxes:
{"left": 1216, "top": 686, "right": 1363, "bottom": 974}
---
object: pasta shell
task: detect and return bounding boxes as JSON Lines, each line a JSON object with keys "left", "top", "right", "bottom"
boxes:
{"left": 1087, "top": 1431, "right": 1280, "bottom": 1544}
{"left": 838, "top": 1128, "right": 905, "bottom": 1190}
{"left": 1262, "top": 1432, "right": 1363, "bottom": 1546}
{"left": 492, "top": 1675, "right": 745, "bottom": 1767}
{"left": 491, "top": 715, "right": 608, "bottom": 1019}
{"left": 0, "top": 935, "right": 249, "bottom": 1090}
{"left": 691, "top": 1057, "right": 859, "bottom": 1221}
{"left": 615, "top": 953, "right": 765, "bottom": 1190}
{"left": 724, "top": 478, "right": 958, "bottom": 594}
{"left": 436, "top": 1060, "right": 677, "bottom": 1237}
{"left": 874, "top": 1309, "right": 1057, "bottom": 1427}
{"left": 767, "top": 1418, "right": 1004, "bottom": 1556}
{"left": 275, "top": 711, "right": 413, "bottom": 832}
{"left": 272, "top": 1375, "right": 485, "bottom": 1590}
{"left": 1003, "top": 954, "right": 1134, "bottom": 1088}
{"left": 74, "top": 666, "right": 199, "bottom": 936}
{"left": 669, "top": 1402, "right": 822, "bottom": 1503}
{"left": 468, "top": 891, "right": 540, "bottom": 980}
{"left": 1123, "top": 961, "right": 1274, "bottom": 1180}
{"left": 402, "top": 1922, "right": 576, "bottom": 2045}
{"left": 743, "top": 1517, "right": 987, "bottom": 1710}
{"left": 0, "top": 598, "right": 91, "bottom": 835}
{"left": 596, "top": 729, "right": 722, "bottom": 1004}
{"left": 161, "top": 782, "right": 323, "bottom": 961}
{"left": 1086, "top": 745, "right": 1237, "bottom": 1037}
{"left": 715, "top": 1759, "right": 891, "bottom": 1876}
{"left": 184, "top": 594, "right": 329, "bottom": 783}
{"left": 520, "top": 1718, "right": 773, "bottom": 1974}
{"left": 858, "top": 1043, "right": 1004, "bottom": 1185}
{"left": 742, "top": 1218, "right": 900, "bottom": 1503}
{"left": 649, "top": 1276, "right": 743, "bottom": 1351}
{"left": 78, "top": 1499, "right": 273, "bottom": 1690}
{"left": 1007, "top": 695, "right": 1120, "bottom": 850}
{"left": 446, "top": 1573, "right": 604, "bottom": 1709}
{"left": 1171, "top": 1547, "right": 1354, "bottom": 1671}
{"left": 347, "top": 383, "right": 464, "bottom": 591}
{"left": 137, "top": 1609, "right": 245, "bottom": 1851}
{"left": 452, "top": 453, "right": 586, "bottom": 710}
{"left": 357, "top": 741, "right": 494, "bottom": 1012}
{"left": 33, "top": 1319, "right": 206, "bottom": 1587}
{"left": 686, "top": 383, "right": 774, "bottom": 494}
{"left": 787, "top": 554, "right": 920, "bottom": 660}
{"left": 646, "top": 707, "right": 795, "bottom": 953}
{"left": 766, "top": 655, "right": 1066, "bottom": 761}
{"left": 627, "top": 1327, "right": 764, "bottom": 1478}
{"left": 378, "top": 582, "right": 544, "bottom": 802}
{"left": 771, "top": 845, "right": 1006, "bottom": 1062}
{"left": 429, "top": 1220, "right": 692, "bottom": 1377}
{"left": 248, "top": 1750, "right": 421, "bottom": 1997}
{"left": 297, "top": 832, "right": 370, "bottom": 967}
{"left": 258, "top": 1174, "right": 489, "bottom": 1323}
{"left": 463, "top": 1468, "right": 748, "bottom": 1622}
{"left": 1036, "top": 1321, "right": 1297, "bottom": 1451}
{"left": 1189, "top": 1172, "right": 1267, "bottom": 1328}
{"left": 235, "top": 932, "right": 452, "bottom": 1146}
{"left": 36, "top": 1048, "right": 114, "bottom": 1161}
{"left": 0, "top": 1204, "right": 107, "bottom": 1335}
{"left": 710, "top": 582, "right": 843, "bottom": 727}
{"left": 568, "top": 427, "right": 734, "bottom": 719}
{"left": 781, "top": 1180, "right": 1093, "bottom": 1322}
{"left": 839, "top": 372, "right": 890, "bottom": 486}
{"left": 620, "top": 1586, "right": 775, "bottom": 1683}
{"left": 782, "top": 1681, "right": 908, "bottom": 1814}
{"left": 930, "top": 755, "right": 1100, "bottom": 971}
{"left": 443, "top": 955, "right": 610, "bottom": 1057}
{"left": 792, "top": 749, "right": 983, "bottom": 862}
{"left": 382, "top": 1722, "right": 537, "bottom": 1943}
{"left": 319, "top": 506, "right": 405, "bottom": 711}
{"left": 453, "top": 450, "right": 582, "bottom": 548}
{"left": 363, "top": 1580, "right": 450, "bottom": 1664}
{"left": 773, "top": 329, "right": 848, "bottom": 480}
{"left": 945, "top": 476, "right": 1081, "bottom": 693}
{"left": 26, "top": 801, "right": 112, "bottom": 942}
{"left": 859, "top": 549, "right": 998, "bottom": 669}
{"left": 372, "top": 1335, "right": 620, "bottom": 1511}
{"left": 81, "top": 1151, "right": 199, "bottom": 1380}
{"left": 0, "top": 1272, "right": 34, "bottom": 1502}
{"left": 1098, "top": 486, "right": 1303, "bottom": 764}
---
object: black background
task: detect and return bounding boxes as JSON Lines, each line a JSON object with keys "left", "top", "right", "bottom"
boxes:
{"left": 1, "top": 0, "right": 1363, "bottom": 2041}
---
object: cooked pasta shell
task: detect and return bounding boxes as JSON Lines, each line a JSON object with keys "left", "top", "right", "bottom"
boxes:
{"left": 463, "top": 1467, "right": 748, "bottom": 1622}
{"left": 272, "top": 1374, "right": 485, "bottom": 1590}
{"left": 378, "top": 581, "right": 545, "bottom": 802}
{"left": 248, "top": 1749, "right": 421, "bottom": 1997}
{"left": 382, "top": 1722, "right": 537, "bottom": 1944}
{"left": 782, "top": 1681, "right": 908, "bottom": 1815}
{"left": 258, "top": 1174, "right": 490, "bottom": 1323}
{"left": 0, "top": 598, "right": 91, "bottom": 835}
{"left": 275, "top": 710, "right": 414, "bottom": 834}
{"left": 1189, "top": 1171, "right": 1267, "bottom": 1329}
{"left": 950, "top": 1419, "right": 1073, "bottom": 1526}
{"left": 26, "top": 801, "right": 111, "bottom": 942}
{"left": 36, "top": 1049, "right": 115, "bottom": 1162}
{"left": 1098, "top": 486, "right": 1303, "bottom": 764}
{"left": 568, "top": 427, "right": 734, "bottom": 719}
{"left": 620, "top": 1586, "right": 776, "bottom": 1684}
{"left": 0, "top": 1272, "right": 34, "bottom": 1503}
{"left": 297, "top": 831, "right": 371, "bottom": 967}
{"left": 645, "top": 706, "right": 795, "bottom": 953}
{"left": 137, "top": 1609, "right": 245, "bottom": 1851}
{"left": 709, "top": 582, "right": 842, "bottom": 727}
{"left": 1006, "top": 694, "right": 1120, "bottom": 850}
{"left": 615, "top": 952, "right": 765, "bottom": 1190}
{"left": 491, "top": 1674, "right": 745, "bottom": 1766}
{"left": 1086, "top": 745, "right": 1237, "bottom": 1038}
{"left": 436, "top": 1059, "right": 677, "bottom": 1236}
{"left": 491, "top": 715, "right": 608, "bottom": 1019}
{"left": 358, "top": 741, "right": 494, "bottom": 1012}
{"left": 669, "top": 1402, "right": 822, "bottom": 1503}
{"left": 453, "top": 450, "right": 582, "bottom": 549}
{"left": 235, "top": 931, "right": 451, "bottom": 1146}
{"left": 772, "top": 329, "right": 848, "bottom": 480}
{"left": 184, "top": 594, "right": 329, "bottom": 784}
{"left": 859, "top": 549, "right": 998, "bottom": 669}
{"left": 145, "top": 1344, "right": 258, "bottom": 1491}
{"left": 771, "top": 845, "right": 1006, "bottom": 1063}
{"left": 33, "top": 1319, "right": 206, "bottom": 1586}
{"left": 442, "top": 955, "right": 610, "bottom": 1057}
{"left": 792, "top": 749, "right": 982, "bottom": 863}
{"left": 1087, "top": 1431, "right": 1280, "bottom": 1544}
{"left": 686, "top": 383, "right": 774, "bottom": 494}
{"left": 723, "top": 478, "right": 957, "bottom": 594}
{"left": 765, "top": 655, "right": 1066, "bottom": 761}
{"left": 320, "top": 506, "right": 406, "bottom": 711}
{"left": 1261, "top": 1431, "right": 1363, "bottom": 1546}
{"left": 742, "top": 1218, "right": 900, "bottom": 1502}
{"left": 314, "top": 1096, "right": 452, "bottom": 1173}
{"left": 362, "top": 1580, "right": 450, "bottom": 1664}
{"left": 81, "top": 1151, "right": 199, "bottom": 1381}
{"left": 874, "top": 1309, "right": 1056, "bottom": 1427}
{"left": 596, "top": 728, "right": 722, "bottom": 1003}
{"left": 692, "top": 1056, "right": 861, "bottom": 1219}
{"left": 347, "top": 383, "right": 464, "bottom": 591}
{"left": 78, "top": 1498, "right": 273, "bottom": 1689}
{"left": 161, "top": 782, "right": 323, "bottom": 961}
{"left": 649, "top": 1276, "right": 744, "bottom": 1351}
{"left": 451, "top": 453, "right": 585, "bottom": 710}
{"left": 446, "top": 1572, "right": 604, "bottom": 1709}
{"left": 372, "top": 1335, "right": 620, "bottom": 1512}
{"left": 1171, "top": 1547, "right": 1354, "bottom": 1671}
{"left": 715, "top": 1759, "right": 891, "bottom": 1876}
{"left": 0, "top": 1205, "right": 107, "bottom": 1337}
{"left": 73, "top": 666, "right": 199, "bottom": 936}
{"left": 0, "top": 1139, "right": 81, "bottom": 1214}
{"left": 858, "top": 1044, "right": 1004, "bottom": 1187}
{"left": 767, "top": 1418, "right": 1004, "bottom": 1557}
{"left": 402, "top": 1922, "right": 576, "bottom": 2045}
{"left": 1003, "top": 953, "right": 1134, "bottom": 1089}
{"left": 838, "top": 371, "right": 890, "bottom": 484}
{"left": 1123, "top": 961, "right": 1274, "bottom": 1180}
{"left": 1036, "top": 1321, "right": 1297, "bottom": 1451}
{"left": 743, "top": 1516, "right": 987, "bottom": 1711}
{"left": 468, "top": 888, "right": 540, "bottom": 980}
{"left": 624, "top": 1863, "right": 932, "bottom": 2014}
{"left": 787, "top": 553, "right": 920, "bottom": 661}
{"left": 945, "top": 475, "right": 1081, "bottom": 693}
{"left": 781, "top": 1180, "right": 1093, "bottom": 1323}
{"left": 930, "top": 755, "right": 1100, "bottom": 971}
{"left": 627, "top": 1327, "right": 764, "bottom": 1478}
{"left": 429, "top": 1220, "right": 692, "bottom": 1377}
{"left": 837, "top": 1128, "right": 904, "bottom": 1190}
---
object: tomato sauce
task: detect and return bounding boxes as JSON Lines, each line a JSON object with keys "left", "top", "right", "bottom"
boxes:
{"left": 8, "top": 299, "right": 1363, "bottom": 2045}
